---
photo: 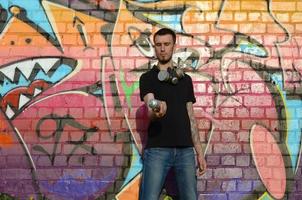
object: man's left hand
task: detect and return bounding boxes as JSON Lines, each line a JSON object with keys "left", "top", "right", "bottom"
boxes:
{"left": 196, "top": 154, "right": 207, "bottom": 176}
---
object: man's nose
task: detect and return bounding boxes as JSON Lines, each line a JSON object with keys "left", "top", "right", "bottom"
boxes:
{"left": 161, "top": 45, "right": 165, "bottom": 51}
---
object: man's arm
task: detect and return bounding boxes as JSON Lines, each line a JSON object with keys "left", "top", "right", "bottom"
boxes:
{"left": 186, "top": 102, "right": 207, "bottom": 176}
{"left": 144, "top": 93, "right": 167, "bottom": 120}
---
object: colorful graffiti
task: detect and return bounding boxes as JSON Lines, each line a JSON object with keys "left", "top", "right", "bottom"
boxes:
{"left": 0, "top": 0, "right": 302, "bottom": 199}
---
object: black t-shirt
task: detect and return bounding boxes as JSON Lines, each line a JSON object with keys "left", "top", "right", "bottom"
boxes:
{"left": 139, "top": 66, "right": 196, "bottom": 149}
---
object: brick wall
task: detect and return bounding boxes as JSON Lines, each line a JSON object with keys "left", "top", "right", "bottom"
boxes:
{"left": 0, "top": 0, "right": 301, "bottom": 199}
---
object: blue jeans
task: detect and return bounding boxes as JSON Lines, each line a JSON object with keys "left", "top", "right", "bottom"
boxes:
{"left": 139, "top": 147, "right": 197, "bottom": 200}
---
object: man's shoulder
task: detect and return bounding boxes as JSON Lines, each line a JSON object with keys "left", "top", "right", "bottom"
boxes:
{"left": 183, "top": 72, "right": 193, "bottom": 81}
{"left": 140, "top": 68, "right": 155, "bottom": 84}
{"left": 141, "top": 66, "right": 157, "bottom": 78}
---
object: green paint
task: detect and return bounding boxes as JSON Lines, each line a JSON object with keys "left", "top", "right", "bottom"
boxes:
{"left": 0, "top": 193, "right": 15, "bottom": 200}
{"left": 163, "top": 195, "right": 173, "bottom": 200}
{"left": 258, "top": 192, "right": 274, "bottom": 200}
{"left": 120, "top": 70, "right": 139, "bottom": 107}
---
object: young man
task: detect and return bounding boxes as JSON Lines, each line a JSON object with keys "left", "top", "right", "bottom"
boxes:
{"left": 139, "top": 28, "right": 207, "bottom": 200}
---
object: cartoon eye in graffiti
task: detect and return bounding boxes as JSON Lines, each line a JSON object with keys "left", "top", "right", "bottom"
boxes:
{"left": 173, "top": 48, "right": 200, "bottom": 69}
{"left": 128, "top": 26, "right": 155, "bottom": 58}
{"left": 233, "top": 34, "right": 268, "bottom": 58}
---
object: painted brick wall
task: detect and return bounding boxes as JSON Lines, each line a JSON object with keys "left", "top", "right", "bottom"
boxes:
{"left": 0, "top": 0, "right": 301, "bottom": 199}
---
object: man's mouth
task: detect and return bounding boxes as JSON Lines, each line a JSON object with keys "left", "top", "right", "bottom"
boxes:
{"left": 0, "top": 57, "right": 77, "bottom": 119}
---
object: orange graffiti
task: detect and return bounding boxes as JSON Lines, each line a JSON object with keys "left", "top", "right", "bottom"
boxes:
{"left": 0, "top": 134, "right": 13, "bottom": 147}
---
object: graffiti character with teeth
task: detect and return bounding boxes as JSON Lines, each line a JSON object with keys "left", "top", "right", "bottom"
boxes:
{"left": 0, "top": 1, "right": 130, "bottom": 199}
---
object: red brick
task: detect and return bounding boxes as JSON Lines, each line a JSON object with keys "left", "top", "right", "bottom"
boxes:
{"left": 238, "top": 131, "right": 249, "bottom": 142}
{"left": 221, "top": 155, "right": 235, "bottom": 165}
{"left": 221, "top": 131, "right": 236, "bottom": 142}
{"left": 221, "top": 108, "right": 235, "bottom": 118}
{"left": 36, "top": 168, "right": 63, "bottom": 180}
{"left": 220, "top": 96, "right": 243, "bottom": 107}
{"left": 210, "top": 132, "right": 221, "bottom": 142}
{"left": 298, "top": 2, "right": 302, "bottom": 11}
{"left": 241, "top": 1, "right": 267, "bottom": 11}
{"left": 94, "top": 143, "right": 123, "bottom": 154}
{"left": 244, "top": 95, "right": 272, "bottom": 106}
{"left": 248, "top": 12, "right": 261, "bottom": 21}
{"left": 236, "top": 155, "right": 250, "bottom": 167}
{"left": 114, "top": 155, "right": 128, "bottom": 166}
{"left": 272, "top": 2, "right": 296, "bottom": 11}
{"left": 250, "top": 107, "right": 265, "bottom": 118}
{"left": 276, "top": 13, "right": 289, "bottom": 22}
{"left": 184, "top": 24, "right": 210, "bottom": 33}
{"left": 222, "top": 180, "right": 236, "bottom": 192}
{"left": 214, "top": 168, "right": 242, "bottom": 179}
{"left": 236, "top": 107, "right": 250, "bottom": 118}
{"left": 36, "top": 156, "right": 53, "bottom": 167}
{"left": 1, "top": 169, "right": 33, "bottom": 180}
{"left": 53, "top": 155, "right": 68, "bottom": 166}
{"left": 206, "top": 155, "right": 220, "bottom": 166}
{"left": 99, "top": 155, "right": 114, "bottom": 166}
{"left": 234, "top": 12, "right": 247, "bottom": 21}
{"left": 237, "top": 180, "right": 252, "bottom": 191}
{"left": 32, "top": 143, "right": 61, "bottom": 155}
{"left": 218, "top": 120, "right": 240, "bottom": 131}
{"left": 251, "top": 83, "right": 265, "bottom": 93}
{"left": 206, "top": 12, "right": 218, "bottom": 21}
{"left": 243, "top": 168, "right": 259, "bottom": 179}
{"left": 214, "top": 143, "right": 241, "bottom": 154}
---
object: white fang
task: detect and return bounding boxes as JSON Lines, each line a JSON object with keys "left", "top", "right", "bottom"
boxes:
{"left": 33, "top": 88, "right": 42, "bottom": 97}
{"left": 0, "top": 58, "right": 59, "bottom": 81}
{"left": 5, "top": 105, "right": 15, "bottom": 119}
{"left": 19, "top": 94, "right": 31, "bottom": 109}
{"left": 16, "top": 60, "right": 36, "bottom": 79}
{"left": 37, "top": 58, "right": 59, "bottom": 73}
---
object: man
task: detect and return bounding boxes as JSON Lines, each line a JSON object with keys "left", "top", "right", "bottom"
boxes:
{"left": 139, "top": 28, "right": 207, "bottom": 200}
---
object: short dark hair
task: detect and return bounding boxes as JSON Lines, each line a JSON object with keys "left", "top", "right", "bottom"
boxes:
{"left": 153, "top": 28, "right": 176, "bottom": 44}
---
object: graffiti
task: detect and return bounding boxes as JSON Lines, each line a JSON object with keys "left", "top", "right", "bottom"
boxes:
{"left": 33, "top": 114, "right": 98, "bottom": 165}
{"left": 0, "top": 0, "right": 302, "bottom": 199}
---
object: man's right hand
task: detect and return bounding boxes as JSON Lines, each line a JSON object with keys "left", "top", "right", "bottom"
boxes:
{"left": 153, "top": 100, "right": 167, "bottom": 118}
{"left": 144, "top": 93, "right": 167, "bottom": 119}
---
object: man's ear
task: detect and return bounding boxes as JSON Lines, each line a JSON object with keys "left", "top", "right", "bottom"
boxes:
{"left": 172, "top": 43, "right": 176, "bottom": 53}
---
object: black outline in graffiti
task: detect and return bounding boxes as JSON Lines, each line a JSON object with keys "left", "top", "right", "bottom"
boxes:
{"left": 33, "top": 113, "right": 98, "bottom": 165}
{"left": 73, "top": 16, "right": 94, "bottom": 51}
{"left": 0, "top": 4, "right": 7, "bottom": 33}
{"left": 6, "top": 4, "right": 63, "bottom": 52}
{"left": 0, "top": 57, "right": 77, "bottom": 120}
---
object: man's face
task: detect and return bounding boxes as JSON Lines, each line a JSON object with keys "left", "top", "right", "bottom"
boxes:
{"left": 154, "top": 34, "right": 175, "bottom": 64}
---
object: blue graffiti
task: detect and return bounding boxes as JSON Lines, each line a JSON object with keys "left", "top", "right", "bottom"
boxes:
{"left": 271, "top": 73, "right": 302, "bottom": 171}
{"left": 0, "top": 0, "right": 57, "bottom": 40}
{"left": 235, "top": 40, "right": 267, "bottom": 57}
{"left": 142, "top": 13, "right": 183, "bottom": 33}
{"left": 0, "top": 74, "right": 29, "bottom": 97}
{"left": 40, "top": 168, "right": 117, "bottom": 199}
{"left": 0, "top": 64, "right": 72, "bottom": 97}
{"left": 92, "top": 88, "right": 103, "bottom": 96}
{"left": 35, "top": 64, "right": 72, "bottom": 83}
{"left": 121, "top": 143, "right": 143, "bottom": 188}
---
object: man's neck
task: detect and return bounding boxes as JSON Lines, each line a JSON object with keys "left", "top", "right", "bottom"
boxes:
{"left": 157, "top": 60, "right": 173, "bottom": 71}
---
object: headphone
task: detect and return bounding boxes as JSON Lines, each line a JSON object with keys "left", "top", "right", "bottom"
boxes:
{"left": 157, "top": 67, "right": 184, "bottom": 84}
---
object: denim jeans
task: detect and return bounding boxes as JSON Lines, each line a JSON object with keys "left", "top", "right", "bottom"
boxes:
{"left": 139, "top": 147, "right": 197, "bottom": 200}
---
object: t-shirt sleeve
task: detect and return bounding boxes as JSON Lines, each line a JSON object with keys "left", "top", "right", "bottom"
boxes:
{"left": 139, "top": 74, "right": 153, "bottom": 101}
{"left": 187, "top": 75, "right": 196, "bottom": 103}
